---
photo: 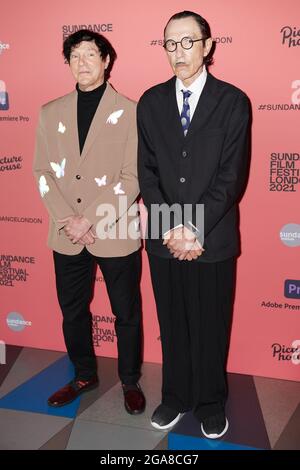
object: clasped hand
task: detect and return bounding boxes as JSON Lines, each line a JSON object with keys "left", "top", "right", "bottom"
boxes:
{"left": 58, "top": 215, "right": 96, "bottom": 245}
{"left": 163, "top": 226, "right": 204, "bottom": 261}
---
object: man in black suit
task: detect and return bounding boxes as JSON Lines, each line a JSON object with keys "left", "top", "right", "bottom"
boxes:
{"left": 138, "top": 11, "right": 250, "bottom": 438}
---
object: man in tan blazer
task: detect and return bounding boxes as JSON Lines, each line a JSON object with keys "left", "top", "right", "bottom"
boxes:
{"left": 33, "top": 29, "right": 145, "bottom": 414}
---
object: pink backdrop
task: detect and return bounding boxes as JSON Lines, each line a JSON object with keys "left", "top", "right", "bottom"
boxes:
{"left": 1, "top": 0, "right": 299, "bottom": 381}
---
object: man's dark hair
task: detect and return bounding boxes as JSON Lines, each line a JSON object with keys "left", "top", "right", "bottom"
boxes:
{"left": 164, "top": 11, "right": 214, "bottom": 66}
{"left": 63, "top": 29, "right": 117, "bottom": 80}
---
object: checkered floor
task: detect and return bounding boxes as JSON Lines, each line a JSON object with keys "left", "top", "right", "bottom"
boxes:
{"left": 0, "top": 345, "right": 299, "bottom": 450}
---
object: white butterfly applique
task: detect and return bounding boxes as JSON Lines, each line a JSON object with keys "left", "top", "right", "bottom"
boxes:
{"left": 50, "top": 158, "right": 66, "bottom": 178}
{"left": 39, "top": 175, "right": 49, "bottom": 198}
{"left": 95, "top": 175, "right": 107, "bottom": 187}
{"left": 113, "top": 182, "right": 125, "bottom": 195}
{"left": 106, "top": 109, "right": 124, "bottom": 125}
{"left": 58, "top": 121, "right": 66, "bottom": 134}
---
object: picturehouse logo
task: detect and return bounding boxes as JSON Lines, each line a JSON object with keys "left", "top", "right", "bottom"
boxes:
{"left": 280, "top": 26, "right": 300, "bottom": 47}
{"left": 291, "top": 80, "right": 300, "bottom": 105}
{"left": 272, "top": 340, "right": 300, "bottom": 365}
{"left": 0, "top": 155, "right": 23, "bottom": 172}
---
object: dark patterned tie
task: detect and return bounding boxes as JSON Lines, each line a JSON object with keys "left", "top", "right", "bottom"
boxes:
{"left": 180, "top": 90, "right": 192, "bottom": 136}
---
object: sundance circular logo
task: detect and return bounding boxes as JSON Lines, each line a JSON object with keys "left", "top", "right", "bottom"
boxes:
{"left": 6, "top": 312, "right": 32, "bottom": 332}
{"left": 280, "top": 223, "right": 300, "bottom": 247}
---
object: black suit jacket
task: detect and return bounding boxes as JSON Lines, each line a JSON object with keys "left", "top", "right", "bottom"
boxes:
{"left": 137, "top": 73, "right": 251, "bottom": 262}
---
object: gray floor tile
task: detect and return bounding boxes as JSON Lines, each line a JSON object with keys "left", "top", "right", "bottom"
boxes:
{"left": 67, "top": 419, "right": 165, "bottom": 450}
{"left": 76, "top": 356, "right": 119, "bottom": 416}
{"left": 154, "top": 435, "right": 169, "bottom": 450}
{"left": 274, "top": 404, "right": 300, "bottom": 450}
{"left": 225, "top": 373, "right": 270, "bottom": 449}
{"left": 78, "top": 362, "right": 162, "bottom": 431}
{"left": 39, "top": 421, "right": 75, "bottom": 450}
{"left": 0, "top": 408, "right": 71, "bottom": 450}
{"left": 0, "top": 345, "right": 23, "bottom": 387}
{"left": 0, "top": 347, "right": 65, "bottom": 399}
{"left": 254, "top": 375, "right": 300, "bottom": 448}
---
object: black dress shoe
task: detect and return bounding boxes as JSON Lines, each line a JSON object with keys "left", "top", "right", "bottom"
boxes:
{"left": 47, "top": 376, "right": 99, "bottom": 407}
{"left": 122, "top": 383, "right": 146, "bottom": 415}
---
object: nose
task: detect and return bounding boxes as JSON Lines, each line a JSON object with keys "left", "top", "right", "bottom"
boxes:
{"left": 78, "top": 55, "right": 87, "bottom": 66}
{"left": 175, "top": 45, "right": 184, "bottom": 60}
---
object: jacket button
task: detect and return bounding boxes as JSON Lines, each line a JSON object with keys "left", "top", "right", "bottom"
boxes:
{"left": 77, "top": 198, "right": 81, "bottom": 203}
{"left": 180, "top": 177, "right": 186, "bottom": 183}
{"left": 76, "top": 175, "right": 81, "bottom": 180}
{"left": 182, "top": 150, "right": 187, "bottom": 158}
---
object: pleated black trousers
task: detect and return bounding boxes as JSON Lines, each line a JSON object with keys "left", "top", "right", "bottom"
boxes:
{"left": 148, "top": 253, "right": 236, "bottom": 421}
{"left": 53, "top": 248, "right": 142, "bottom": 385}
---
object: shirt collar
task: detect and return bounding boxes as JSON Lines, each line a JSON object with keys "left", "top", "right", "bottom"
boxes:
{"left": 176, "top": 65, "right": 207, "bottom": 95}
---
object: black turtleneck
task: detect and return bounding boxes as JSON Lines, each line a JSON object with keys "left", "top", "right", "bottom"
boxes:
{"left": 76, "top": 82, "right": 107, "bottom": 154}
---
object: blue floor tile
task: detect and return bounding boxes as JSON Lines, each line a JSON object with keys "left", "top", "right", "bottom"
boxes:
{"left": 0, "top": 355, "right": 80, "bottom": 418}
{"left": 168, "top": 433, "right": 261, "bottom": 450}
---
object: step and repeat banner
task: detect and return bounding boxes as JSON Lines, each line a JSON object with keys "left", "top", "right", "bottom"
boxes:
{"left": 0, "top": 0, "right": 299, "bottom": 381}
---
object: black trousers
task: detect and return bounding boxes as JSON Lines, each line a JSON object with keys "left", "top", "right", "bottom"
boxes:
{"left": 53, "top": 248, "right": 142, "bottom": 384}
{"left": 148, "top": 253, "right": 236, "bottom": 421}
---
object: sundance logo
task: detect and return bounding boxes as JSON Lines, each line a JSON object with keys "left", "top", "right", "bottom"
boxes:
{"left": 6, "top": 312, "right": 32, "bottom": 332}
{"left": 284, "top": 280, "right": 300, "bottom": 299}
{"left": 280, "top": 223, "right": 300, "bottom": 247}
{"left": 0, "top": 41, "right": 10, "bottom": 55}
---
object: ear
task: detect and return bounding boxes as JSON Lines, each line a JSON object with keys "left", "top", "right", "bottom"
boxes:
{"left": 203, "top": 37, "right": 213, "bottom": 57}
{"left": 104, "top": 54, "right": 110, "bottom": 70}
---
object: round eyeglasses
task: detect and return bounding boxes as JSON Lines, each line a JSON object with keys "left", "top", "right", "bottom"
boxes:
{"left": 163, "top": 37, "right": 207, "bottom": 52}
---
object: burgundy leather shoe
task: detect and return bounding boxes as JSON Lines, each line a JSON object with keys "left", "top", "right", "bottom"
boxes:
{"left": 47, "top": 376, "right": 99, "bottom": 407}
{"left": 122, "top": 383, "right": 146, "bottom": 415}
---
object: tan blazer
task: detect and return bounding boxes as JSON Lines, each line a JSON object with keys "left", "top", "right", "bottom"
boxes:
{"left": 33, "top": 83, "right": 141, "bottom": 257}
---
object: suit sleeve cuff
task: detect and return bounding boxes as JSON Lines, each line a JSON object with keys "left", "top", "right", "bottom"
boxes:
{"left": 163, "top": 224, "right": 183, "bottom": 237}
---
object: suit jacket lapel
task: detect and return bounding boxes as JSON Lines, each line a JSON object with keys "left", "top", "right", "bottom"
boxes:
{"left": 164, "top": 74, "right": 219, "bottom": 143}
{"left": 187, "top": 74, "right": 218, "bottom": 138}
{"left": 80, "top": 82, "right": 117, "bottom": 162}
{"left": 60, "top": 90, "right": 80, "bottom": 160}
{"left": 166, "top": 77, "right": 185, "bottom": 145}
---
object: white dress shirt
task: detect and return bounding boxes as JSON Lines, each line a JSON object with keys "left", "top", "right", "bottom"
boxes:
{"left": 175, "top": 66, "right": 207, "bottom": 121}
